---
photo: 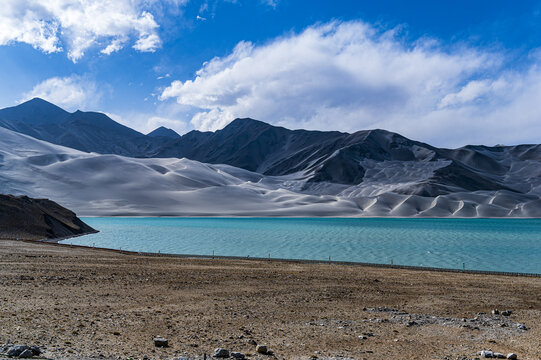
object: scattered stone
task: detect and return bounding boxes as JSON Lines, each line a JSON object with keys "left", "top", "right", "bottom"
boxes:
{"left": 29, "top": 346, "right": 41, "bottom": 356}
{"left": 492, "top": 309, "right": 499, "bottom": 315}
{"left": 480, "top": 350, "right": 494, "bottom": 358}
{"left": 358, "top": 335, "right": 367, "bottom": 340}
{"left": 494, "top": 353, "right": 506, "bottom": 359}
{"left": 516, "top": 324, "right": 527, "bottom": 330}
{"left": 406, "top": 320, "right": 417, "bottom": 327}
{"left": 501, "top": 310, "right": 512, "bottom": 316}
{"left": 256, "top": 345, "right": 268, "bottom": 354}
{"left": 7, "top": 345, "right": 30, "bottom": 357}
{"left": 18, "top": 349, "right": 34, "bottom": 358}
{"left": 506, "top": 354, "right": 517, "bottom": 360}
{"left": 231, "top": 352, "right": 245, "bottom": 359}
{"left": 213, "top": 348, "right": 229, "bottom": 358}
{"left": 247, "top": 339, "right": 257, "bottom": 346}
{"left": 153, "top": 337, "right": 169, "bottom": 348}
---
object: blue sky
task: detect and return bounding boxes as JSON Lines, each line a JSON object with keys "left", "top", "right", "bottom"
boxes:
{"left": 1, "top": 0, "right": 541, "bottom": 146}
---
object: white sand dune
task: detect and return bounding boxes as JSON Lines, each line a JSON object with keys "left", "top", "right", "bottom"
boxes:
{"left": 1, "top": 127, "right": 541, "bottom": 217}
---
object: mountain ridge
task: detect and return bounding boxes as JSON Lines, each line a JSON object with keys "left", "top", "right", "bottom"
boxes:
{"left": 1, "top": 98, "right": 541, "bottom": 216}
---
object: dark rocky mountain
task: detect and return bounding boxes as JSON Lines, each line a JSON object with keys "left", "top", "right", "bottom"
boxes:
{"left": 154, "top": 118, "right": 530, "bottom": 196}
{"left": 0, "top": 98, "right": 164, "bottom": 156}
{"left": 0, "top": 194, "right": 97, "bottom": 240}
{"left": 147, "top": 126, "right": 181, "bottom": 139}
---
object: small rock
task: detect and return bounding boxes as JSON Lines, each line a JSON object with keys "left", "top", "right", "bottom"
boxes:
{"left": 153, "top": 337, "right": 168, "bottom": 348}
{"left": 18, "top": 349, "right": 34, "bottom": 358}
{"left": 247, "top": 339, "right": 257, "bottom": 346}
{"left": 506, "top": 354, "right": 517, "bottom": 360}
{"left": 491, "top": 309, "right": 499, "bottom": 315}
{"left": 501, "top": 310, "right": 512, "bottom": 316}
{"left": 231, "top": 352, "right": 245, "bottom": 359}
{"left": 516, "top": 324, "right": 527, "bottom": 330}
{"left": 29, "top": 346, "right": 41, "bottom": 356}
{"left": 358, "top": 335, "right": 367, "bottom": 340}
{"left": 256, "top": 345, "right": 268, "bottom": 354}
{"left": 213, "top": 348, "right": 229, "bottom": 358}
{"left": 406, "top": 321, "right": 417, "bottom": 327}
{"left": 480, "top": 350, "right": 494, "bottom": 358}
{"left": 7, "top": 345, "right": 30, "bottom": 357}
{"left": 494, "top": 354, "right": 506, "bottom": 359}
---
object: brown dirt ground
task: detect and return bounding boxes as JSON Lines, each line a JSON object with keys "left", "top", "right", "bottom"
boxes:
{"left": 0, "top": 240, "right": 540, "bottom": 360}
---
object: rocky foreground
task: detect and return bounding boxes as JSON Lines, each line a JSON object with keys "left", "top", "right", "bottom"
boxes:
{"left": 0, "top": 240, "right": 539, "bottom": 359}
{"left": 0, "top": 194, "right": 96, "bottom": 240}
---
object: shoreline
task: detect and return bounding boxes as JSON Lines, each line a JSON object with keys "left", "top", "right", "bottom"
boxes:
{"left": 29, "top": 238, "right": 541, "bottom": 278}
{"left": 77, "top": 214, "right": 541, "bottom": 219}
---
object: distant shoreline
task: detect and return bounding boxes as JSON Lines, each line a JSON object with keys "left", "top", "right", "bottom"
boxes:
{"left": 27, "top": 238, "right": 541, "bottom": 278}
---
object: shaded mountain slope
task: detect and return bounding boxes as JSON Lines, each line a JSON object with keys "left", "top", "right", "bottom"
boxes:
{"left": 0, "top": 98, "right": 164, "bottom": 156}
{"left": 0, "top": 194, "right": 97, "bottom": 240}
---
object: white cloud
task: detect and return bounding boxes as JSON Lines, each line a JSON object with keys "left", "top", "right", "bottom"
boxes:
{"left": 160, "top": 20, "right": 541, "bottom": 147}
{"left": 21, "top": 75, "right": 101, "bottom": 111}
{"left": 261, "top": 0, "right": 279, "bottom": 9}
{"left": 0, "top": 0, "right": 183, "bottom": 62}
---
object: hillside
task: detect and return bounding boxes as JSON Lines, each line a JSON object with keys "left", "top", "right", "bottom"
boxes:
{"left": 0, "top": 194, "right": 97, "bottom": 240}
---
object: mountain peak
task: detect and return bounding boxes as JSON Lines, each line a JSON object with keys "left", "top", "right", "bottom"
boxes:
{"left": 147, "top": 126, "right": 181, "bottom": 139}
{"left": 0, "top": 97, "right": 69, "bottom": 125}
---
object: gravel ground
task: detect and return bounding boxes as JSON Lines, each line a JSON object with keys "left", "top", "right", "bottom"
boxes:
{"left": 0, "top": 240, "right": 540, "bottom": 360}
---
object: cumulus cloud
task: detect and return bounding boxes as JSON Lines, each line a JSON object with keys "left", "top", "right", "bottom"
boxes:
{"left": 160, "top": 20, "right": 541, "bottom": 146}
{"left": 0, "top": 0, "right": 182, "bottom": 62}
{"left": 21, "top": 75, "right": 101, "bottom": 111}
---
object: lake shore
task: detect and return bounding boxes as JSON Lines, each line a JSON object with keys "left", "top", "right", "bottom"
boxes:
{"left": 1, "top": 239, "right": 540, "bottom": 360}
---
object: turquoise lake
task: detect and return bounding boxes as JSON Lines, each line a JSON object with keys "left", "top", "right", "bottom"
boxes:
{"left": 61, "top": 218, "right": 541, "bottom": 274}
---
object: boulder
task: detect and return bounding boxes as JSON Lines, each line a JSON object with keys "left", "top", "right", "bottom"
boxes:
{"left": 29, "top": 346, "right": 41, "bottom": 356}
{"left": 256, "top": 345, "right": 268, "bottom": 354}
{"left": 18, "top": 349, "right": 34, "bottom": 358}
{"left": 153, "top": 337, "right": 168, "bottom": 348}
{"left": 480, "top": 350, "right": 494, "bottom": 358}
{"left": 7, "top": 345, "right": 30, "bottom": 357}
{"left": 213, "top": 348, "right": 229, "bottom": 358}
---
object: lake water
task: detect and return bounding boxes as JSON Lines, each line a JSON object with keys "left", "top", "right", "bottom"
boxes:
{"left": 61, "top": 217, "right": 541, "bottom": 274}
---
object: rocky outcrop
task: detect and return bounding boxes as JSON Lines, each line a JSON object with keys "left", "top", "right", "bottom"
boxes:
{"left": 0, "top": 194, "right": 97, "bottom": 240}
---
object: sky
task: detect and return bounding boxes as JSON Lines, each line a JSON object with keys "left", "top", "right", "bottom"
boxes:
{"left": 1, "top": 0, "right": 541, "bottom": 147}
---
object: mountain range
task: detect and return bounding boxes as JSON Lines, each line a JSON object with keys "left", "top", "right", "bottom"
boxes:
{"left": 1, "top": 98, "right": 541, "bottom": 217}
